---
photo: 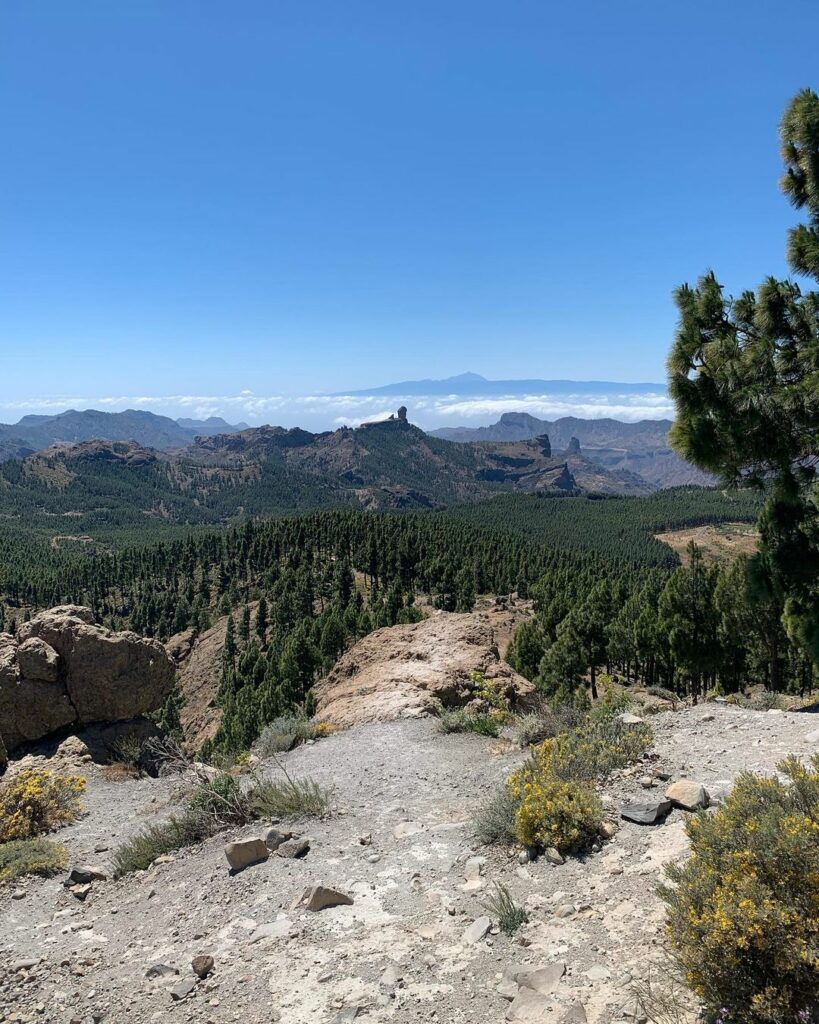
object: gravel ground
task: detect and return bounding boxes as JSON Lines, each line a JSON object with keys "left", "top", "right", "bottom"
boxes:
{"left": 1, "top": 703, "right": 818, "bottom": 1024}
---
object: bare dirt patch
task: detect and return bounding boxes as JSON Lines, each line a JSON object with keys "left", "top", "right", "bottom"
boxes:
{"left": 656, "top": 521, "right": 758, "bottom": 564}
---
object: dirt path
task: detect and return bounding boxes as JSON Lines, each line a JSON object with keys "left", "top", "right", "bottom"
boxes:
{"left": 2, "top": 705, "right": 818, "bottom": 1024}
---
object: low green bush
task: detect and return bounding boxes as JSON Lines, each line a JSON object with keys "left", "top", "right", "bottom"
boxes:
{"left": 255, "top": 714, "right": 318, "bottom": 755}
{"left": 113, "top": 765, "right": 334, "bottom": 876}
{"left": 473, "top": 784, "right": 519, "bottom": 846}
{"left": 251, "top": 774, "right": 333, "bottom": 819}
{"left": 661, "top": 755, "right": 819, "bottom": 1024}
{"left": 437, "top": 709, "right": 501, "bottom": 737}
{"left": 0, "top": 837, "right": 67, "bottom": 882}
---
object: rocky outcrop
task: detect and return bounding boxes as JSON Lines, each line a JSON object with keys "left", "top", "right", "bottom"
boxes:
{"left": 312, "top": 611, "right": 534, "bottom": 729}
{"left": 0, "top": 605, "right": 174, "bottom": 755}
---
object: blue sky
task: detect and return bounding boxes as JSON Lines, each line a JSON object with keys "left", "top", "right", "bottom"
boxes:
{"left": 2, "top": 1, "right": 817, "bottom": 427}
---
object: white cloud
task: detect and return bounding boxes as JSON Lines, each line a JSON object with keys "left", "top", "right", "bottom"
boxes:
{"left": 0, "top": 389, "right": 674, "bottom": 430}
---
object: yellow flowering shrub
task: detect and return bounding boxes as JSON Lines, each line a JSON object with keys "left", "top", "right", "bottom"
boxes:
{"left": 504, "top": 697, "right": 651, "bottom": 854}
{"left": 313, "top": 722, "right": 338, "bottom": 738}
{"left": 0, "top": 770, "right": 86, "bottom": 843}
{"left": 509, "top": 771, "right": 602, "bottom": 853}
{"left": 661, "top": 755, "right": 819, "bottom": 1024}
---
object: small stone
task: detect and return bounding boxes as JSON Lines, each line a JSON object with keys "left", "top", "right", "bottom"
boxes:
{"left": 665, "top": 780, "right": 709, "bottom": 811}
{"left": 639, "top": 776, "right": 655, "bottom": 788}
{"left": 620, "top": 799, "right": 672, "bottom": 825}
{"left": 463, "top": 916, "right": 491, "bottom": 944}
{"left": 291, "top": 885, "right": 354, "bottom": 912}
{"left": 600, "top": 820, "right": 617, "bottom": 839}
{"left": 544, "top": 847, "right": 564, "bottom": 865}
{"left": 277, "top": 837, "right": 310, "bottom": 859}
{"left": 145, "top": 963, "right": 179, "bottom": 980}
{"left": 585, "top": 965, "right": 611, "bottom": 981}
{"left": 11, "top": 889, "right": 26, "bottom": 900}
{"left": 358, "top": 833, "right": 372, "bottom": 845}
{"left": 618, "top": 713, "right": 645, "bottom": 725}
{"left": 559, "top": 1006, "right": 588, "bottom": 1023}
{"left": 264, "top": 827, "right": 291, "bottom": 851}
{"left": 170, "top": 977, "right": 197, "bottom": 1001}
{"left": 66, "top": 865, "right": 107, "bottom": 885}
{"left": 191, "top": 955, "right": 214, "bottom": 979}
{"left": 70, "top": 883, "right": 93, "bottom": 901}
{"left": 805, "top": 728, "right": 819, "bottom": 744}
{"left": 464, "top": 855, "right": 486, "bottom": 881}
{"left": 224, "top": 838, "right": 269, "bottom": 872}
{"left": 506, "top": 988, "right": 552, "bottom": 1021}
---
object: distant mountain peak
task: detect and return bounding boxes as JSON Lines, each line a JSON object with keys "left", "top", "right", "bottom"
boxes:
{"left": 446, "top": 371, "right": 487, "bottom": 383}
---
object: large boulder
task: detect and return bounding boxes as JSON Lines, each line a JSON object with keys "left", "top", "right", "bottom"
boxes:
{"left": 0, "top": 605, "right": 175, "bottom": 755}
{"left": 312, "top": 610, "right": 534, "bottom": 728}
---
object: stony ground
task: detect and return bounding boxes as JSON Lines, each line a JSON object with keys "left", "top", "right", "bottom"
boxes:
{"left": 2, "top": 703, "right": 819, "bottom": 1024}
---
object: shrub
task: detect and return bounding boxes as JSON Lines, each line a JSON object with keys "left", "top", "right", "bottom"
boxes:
{"left": 514, "top": 699, "right": 587, "bottom": 747}
{"left": 645, "top": 685, "right": 679, "bottom": 704}
{"left": 502, "top": 698, "right": 650, "bottom": 854}
{"left": 661, "top": 755, "right": 819, "bottom": 1024}
{"left": 485, "top": 882, "right": 529, "bottom": 935}
{"left": 0, "top": 837, "right": 68, "bottom": 882}
{"left": 474, "top": 784, "right": 519, "bottom": 846}
{"left": 188, "top": 772, "right": 254, "bottom": 826}
{"left": 255, "top": 714, "right": 318, "bottom": 755}
{"left": 0, "top": 770, "right": 86, "bottom": 842}
{"left": 109, "top": 731, "right": 144, "bottom": 770}
{"left": 437, "top": 709, "right": 500, "bottom": 737}
{"left": 509, "top": 773, "right": 603, "bottom": 853}
{"left": 112, "top": 810, "right": 212, "bottom": 876}
{"left": 251, "top": 774, "right": 333, "bottom": 819}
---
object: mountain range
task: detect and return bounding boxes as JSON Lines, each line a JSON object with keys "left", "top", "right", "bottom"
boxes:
{"left": 430, "top": 411, "right": 712, "bottom": 489}
{"left": 0, "top": 409, "right": 245, "bottom": 463}
{"left": 341, "top": 371, "right": 666, "bottom": 397}
{"left": 0, "top": 415, "right": 666, "bottom": 546}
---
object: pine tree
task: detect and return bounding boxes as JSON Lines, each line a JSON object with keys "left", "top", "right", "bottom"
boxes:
{"left": 668, "top": 88, "right": 819, "bottom": 665}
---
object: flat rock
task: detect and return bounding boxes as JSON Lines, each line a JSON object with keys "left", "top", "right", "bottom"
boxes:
{"left": 620, "top": 799, "right": 672, "bottom": 825}
{"left": 170, "top": 977, "right": 197, "bottom": 1001}
{"left": 558, "top": 1006, "right": 587, "bottom": 1023}
{"left": 224, "top": 838, "right": 269, "bottom": 872}
{"left": 805, "top": 728, "right": 819, "bottom": 744}
{"left": 517, "top": 962, "right": 565, "bottom": 994}
{"left": 665, "top": 779, "right": 709, "bottom": 810}
{"left": 277, "top": 837, "right": 310, "bottom": 859}
{"left": 618, "top": 712, "right": 645, "bottom": 725}
{"left": 463, "top": 915, "right": 491, "bottom": 944}
{"left": 506, "top": 988, "right": 553, "bottom": 1021}
{"left": 292, "top": 885, "right": 354, "bottom": 912}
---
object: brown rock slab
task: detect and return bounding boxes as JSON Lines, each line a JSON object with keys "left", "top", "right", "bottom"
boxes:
{"left": 291, "top": 885, "right": 354, "bottom": 912}
{"left": 665, "top": 779, "right": 709, "bottom": 810}
{"left": 224, "top": 838, "right": 269, "bottom": 872}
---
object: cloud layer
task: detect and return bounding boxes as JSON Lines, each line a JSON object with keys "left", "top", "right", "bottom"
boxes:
{"left": 0, "top": 390, "right": 675, "bottom": 431}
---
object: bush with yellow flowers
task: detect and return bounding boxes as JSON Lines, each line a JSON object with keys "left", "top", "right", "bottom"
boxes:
{"left": 0, "top": 769, "right": 86, "bottom": 843}
{"left": 661, "top": 755, "right": 819, "bottom": 1024}
{"left": 503, "top": 696, "right": 652, "bottom": 855}
{"left": 509, "top": 770, "right": 602, "bottom": 853}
